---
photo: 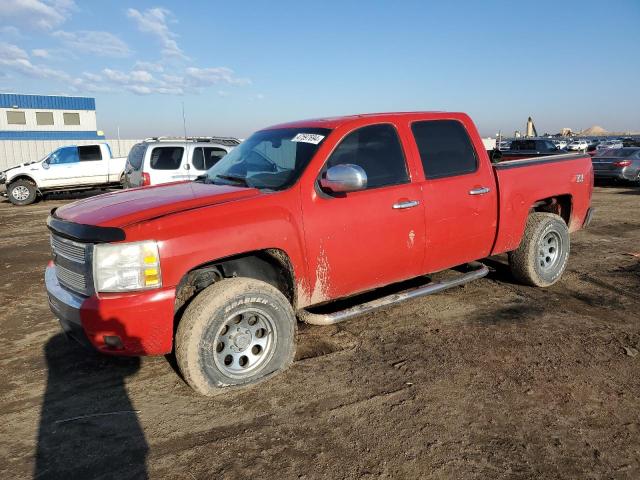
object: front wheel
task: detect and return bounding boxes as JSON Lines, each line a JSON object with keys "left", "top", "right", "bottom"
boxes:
{"left": 8, "top": 179, "right": 37, "bottom": 206}
{"left": 509, "top": 213, "right": 570, "bottom": 287}
{"left": 175, "top": 278, "right": 296, "bottom": 396}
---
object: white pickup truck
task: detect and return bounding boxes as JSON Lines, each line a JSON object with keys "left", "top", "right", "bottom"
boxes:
{"left": 0, "top": 143, "right": 125, "bottom": 205}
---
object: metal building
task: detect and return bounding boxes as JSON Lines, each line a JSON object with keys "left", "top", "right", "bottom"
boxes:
{"left": 0, "top": 93, "right": 104, "bottom": 140}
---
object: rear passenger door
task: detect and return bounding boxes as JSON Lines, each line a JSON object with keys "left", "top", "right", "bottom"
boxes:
{"left": 148, "top": 146, "right": 186, "bottom": 185}
{"left": 76, "top": 145, "right": 107, "bottom": 185}
{"left": 189, "top": 146, "right": 228, "bottom": 178}
{"left": 410, "top": 119, "right": 498, "bottom": 273}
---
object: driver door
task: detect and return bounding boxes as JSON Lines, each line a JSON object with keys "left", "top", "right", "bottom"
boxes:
{"left": 300, "top": 123, "right": 425, "bottom": 305}
{"left": 39, "top": 146, "right": 81, "bottom": 188}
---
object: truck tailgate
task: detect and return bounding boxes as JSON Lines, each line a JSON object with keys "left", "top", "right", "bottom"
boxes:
{"left": 491, "top": 153, "right": 593, "bottom": 255}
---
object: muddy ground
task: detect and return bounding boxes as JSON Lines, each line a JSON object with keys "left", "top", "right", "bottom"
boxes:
{"left": 0, "top": 185, "right": 638, "bottom": 480}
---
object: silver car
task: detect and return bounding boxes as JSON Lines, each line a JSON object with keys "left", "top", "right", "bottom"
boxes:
{"left": 592, "top": 148, "right": 640, "bottom": 184}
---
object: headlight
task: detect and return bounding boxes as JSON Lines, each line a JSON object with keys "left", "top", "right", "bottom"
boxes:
{"left": 94, "top": 240, "right": 162, "bottom": 292}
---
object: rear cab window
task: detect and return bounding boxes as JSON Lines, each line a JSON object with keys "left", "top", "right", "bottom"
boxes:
{"left": 78, "top": 145, "right": 102, "bottom": 161}
{"left": 411, "top": 120, "right": 478, "bottom": 179}
{"left": 149, "top": 146, "right": 184, "bottom": 170}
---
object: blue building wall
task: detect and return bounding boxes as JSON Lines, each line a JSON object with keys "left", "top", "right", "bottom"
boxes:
{"left": 0, "top": 94, "right": 96, "bottom": 111}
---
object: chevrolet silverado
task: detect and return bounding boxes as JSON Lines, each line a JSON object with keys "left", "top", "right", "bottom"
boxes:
{"left": 45, "top": 112, "right": 594, "bottom": 395}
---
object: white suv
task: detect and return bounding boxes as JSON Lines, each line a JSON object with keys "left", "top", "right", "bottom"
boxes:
{"left": 123, "top": 137, "right": 240, "bottom": 188}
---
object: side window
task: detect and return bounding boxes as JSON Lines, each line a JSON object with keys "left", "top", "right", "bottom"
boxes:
{"left": 326, "top": 124, "right": 408, "bottom": 189}
{"left": 49, "top": 147, "right": 79, "bottom": 165}
{"left": 78, "top": 145, "right": 102, "bottom": 161}
{"left": 149, "top": 147, "right": 184, "bottom": 170}
{"left": 192, "top": 147, "right": 227, "bottom": 170}
{"left": 411, "top": 120, "right": 478, "bottom": 179}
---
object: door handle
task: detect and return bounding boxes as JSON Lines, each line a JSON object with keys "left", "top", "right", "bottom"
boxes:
{"left": 392, "top": 200, "right": 420, "bottom": 209}
{"left": 469, "top": 187, "right": 491, "bottom": 195}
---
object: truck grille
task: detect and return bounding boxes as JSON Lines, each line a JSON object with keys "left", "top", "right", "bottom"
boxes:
{"left": 51, "top": 235, "right": 86, "bottom": 263}
{"left": 50, "top": 234, "right": 93, "bottom": 296}
{"left": 55, "top": 264, "right": 88, "bottom": 292}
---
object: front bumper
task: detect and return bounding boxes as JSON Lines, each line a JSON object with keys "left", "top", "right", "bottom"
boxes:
{"left": 45, "top": 263, "right": 176, "bottom": 355}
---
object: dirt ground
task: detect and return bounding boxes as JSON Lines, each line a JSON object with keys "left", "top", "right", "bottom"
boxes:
{"left": 0, "top": 185, "right": 638, "bottom": 480}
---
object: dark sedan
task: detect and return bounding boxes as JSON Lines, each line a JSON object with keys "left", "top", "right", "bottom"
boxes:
{"left": 592, "top": 148, "right": 640, "bottom": 184}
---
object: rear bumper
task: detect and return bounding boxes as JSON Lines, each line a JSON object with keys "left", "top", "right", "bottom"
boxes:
{"left": 593, "top": 168, "right": 638, "bottom": 181}
{"left": 45, "top": 263, "right": 176, "bottom": 356}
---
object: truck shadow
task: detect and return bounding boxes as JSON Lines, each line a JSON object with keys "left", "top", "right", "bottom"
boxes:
{"left": 35, "top": 334, "right": 148, "bottom": 479}
{"left": 482, "top": 256, "right": 521, "bottom": 286}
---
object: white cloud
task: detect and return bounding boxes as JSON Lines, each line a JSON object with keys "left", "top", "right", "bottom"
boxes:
{"left": 130, "top": 70, "right": 153, "bottom": 83}
{"left": 68, "top": 64, "right": 251, "bottom": 96}
{"left": 31, "top": 48, "right": 49, "bottom": 58}
{"left": 126, "top": 7, "right": 187, "bottom": 60}
{"left": 52, "top": 30, "right": 131, "bottom": 57}
{"left": 0, "top": 0, "right": 76, "bottom": 30}
{"left": 134, "top": 60, "right": 164, "bottom": 73}
{"left": 0, "top": 42, "right": 69, "bottom": 81}
{"left": 185, "top": 67, "right": 251, "bottom": 87}
{"left": 0, "top": 25, "right": 23, "bottom": 39}
{"left": 0, "top": 6, "right": 253, "bottom": 98}
{"left": 82, "top": 72, "right": 102, "bottom": 82}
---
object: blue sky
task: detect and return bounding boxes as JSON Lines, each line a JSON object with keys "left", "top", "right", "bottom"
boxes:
{"left": 1, "top": 0, "right": 639, "bottom": 138}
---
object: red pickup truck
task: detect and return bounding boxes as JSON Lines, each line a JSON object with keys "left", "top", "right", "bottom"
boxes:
{"left": 45, "top": 112, "right": 594, "bottom": 395}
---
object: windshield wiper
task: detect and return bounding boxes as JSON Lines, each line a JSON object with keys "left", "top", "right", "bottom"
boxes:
{"left": 215, "top": 174, "right": 250, "bottom": 187}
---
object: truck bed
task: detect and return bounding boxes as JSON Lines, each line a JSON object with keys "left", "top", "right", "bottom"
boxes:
{"left": 490, "top": 152, "right": 593, "bottom": 255}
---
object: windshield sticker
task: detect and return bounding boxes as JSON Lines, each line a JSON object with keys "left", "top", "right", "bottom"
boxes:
{"left": 292, "top": 133, "right": 325, "bottom": 145}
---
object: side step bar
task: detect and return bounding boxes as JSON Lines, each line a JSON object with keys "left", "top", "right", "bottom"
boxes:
{"left": 299, "top": 262, "right": 489, "bottom": 326}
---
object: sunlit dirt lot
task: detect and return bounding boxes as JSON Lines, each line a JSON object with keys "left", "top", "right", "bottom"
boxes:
{"left": 0, "top": 185, "right": 638, "bottom": 479}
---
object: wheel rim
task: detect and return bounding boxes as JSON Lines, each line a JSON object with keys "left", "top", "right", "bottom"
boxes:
{"left": 538, "top": 230, "right": 562, "bottom": 271}
{"left": 213, "top": 308, "right": 276, "bottom": 379}
{"left": 12, "top": 185, "right": 30, "bottom": 201}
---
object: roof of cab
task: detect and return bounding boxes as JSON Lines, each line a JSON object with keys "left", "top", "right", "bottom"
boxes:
{"left": 264, "top": 111, "right": 458, "bottom": 131}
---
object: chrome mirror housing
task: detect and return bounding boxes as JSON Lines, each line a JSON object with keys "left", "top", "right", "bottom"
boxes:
{"left": 320, "top": 164, "right": 367, "bottom": 193}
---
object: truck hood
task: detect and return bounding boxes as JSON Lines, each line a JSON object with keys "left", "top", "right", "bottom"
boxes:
{"left": 54, "top": 181, "right": 262, "bottom": 227}
{"left": 2, "top": 161, "right": 39, "bottom": 174}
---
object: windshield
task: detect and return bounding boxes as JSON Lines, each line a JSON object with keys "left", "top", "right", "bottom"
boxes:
{"left": 199, "top": 127, "right": 331, "bottom": 190}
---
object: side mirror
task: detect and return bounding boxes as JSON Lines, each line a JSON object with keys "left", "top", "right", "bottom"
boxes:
{"left": 42, "top": 160, "right": 50, "bottom": 169}
{"left": 320, "top": 164, "right": 367, "bottom": 193}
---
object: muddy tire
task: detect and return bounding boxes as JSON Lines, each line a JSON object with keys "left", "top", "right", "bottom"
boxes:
{"left": 508, "top": 213, "right": 570, "bottom": 287}
{"left": 175, "top": 278, "right": 296, "bottom": 396}
{"left": 8, "top": 179, "right": 37, "bottom": 206}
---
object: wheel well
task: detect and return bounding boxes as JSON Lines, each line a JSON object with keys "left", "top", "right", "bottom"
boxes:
{"left": 174, "top": 249, "right": 296, "bottom": 317}
{"left": 9, "top": 175, "right": 38, "bottom": 187}
{"left": 531, "top": 194, "right": 572, "bottom": 225}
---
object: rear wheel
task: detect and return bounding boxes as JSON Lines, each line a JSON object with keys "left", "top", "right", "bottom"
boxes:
{"left": 175, "top": 278, "right": 296, "bottom": 396}
{"left": 8, "top": 179, "right": 37, "bottom": 206}
{"left": 509, "top": 213, "right": 570, "bottom": 287}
